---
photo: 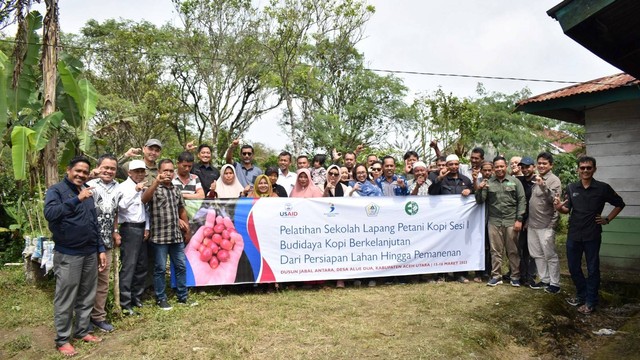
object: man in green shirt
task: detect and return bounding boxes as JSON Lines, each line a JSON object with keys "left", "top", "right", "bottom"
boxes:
{"left": 476, "top": 156, "right": 526, "bottom": 287}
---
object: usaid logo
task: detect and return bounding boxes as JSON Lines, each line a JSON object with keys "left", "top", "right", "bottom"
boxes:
{"left": 280, "top": 203, "right": 298, "bottom": 217}
{"left": 365, "top": 203, "right": 380, "bottom": 217}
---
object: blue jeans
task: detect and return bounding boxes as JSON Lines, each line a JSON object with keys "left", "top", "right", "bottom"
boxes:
{"left": 566, "top": 237, "right": 601, "bottom": 307}
{"left": 152, "top": 242, "right": 187, "bottom": 302}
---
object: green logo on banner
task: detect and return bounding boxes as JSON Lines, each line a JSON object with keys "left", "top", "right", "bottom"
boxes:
{"left": 405, "top": 201, "right": 419, "bottom": 215}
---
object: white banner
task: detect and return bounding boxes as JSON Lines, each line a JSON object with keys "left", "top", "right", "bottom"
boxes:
{"left": 183, "top": 196, "right": 485, "bottom": 286}
{"left": 253, "top": 196, "right": 485, "bottom": 283}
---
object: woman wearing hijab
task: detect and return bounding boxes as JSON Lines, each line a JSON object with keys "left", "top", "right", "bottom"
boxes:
{"left": 250, "top": 175, "right": 278, "bottom": 198}
{"left": 290, "top": 168, "right": 323, "bottom": 198}
{"left": 289, "top": 168, "right": 324, "bottom": 289}
{"left": 323, "top": 165, "right": 352, "bottom": 198}
{"left": 215, "top": 164, "right": 245, "bottom": 198}
{"left": 323, "top": 164, "right": 351, "bottom": 288}
{"left": 368, "top": 160, "right": 383, "bottom": 182}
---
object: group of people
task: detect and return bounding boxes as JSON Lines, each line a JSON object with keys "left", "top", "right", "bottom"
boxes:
{"left": 43, "top": 137, "right": 625, "bottom": 356}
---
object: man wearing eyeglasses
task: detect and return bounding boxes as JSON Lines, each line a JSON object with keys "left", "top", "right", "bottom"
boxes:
{"left": 555, "top": 156, "right": 624, "bottom": 315}
{"left": 225, "top": 139, "right": 263, "bottom": 188}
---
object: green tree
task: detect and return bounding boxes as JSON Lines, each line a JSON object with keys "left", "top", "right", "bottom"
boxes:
{"left": 265, "top": 0, "right": 406, "bottom": 155}
{"left": 66, "top": 19, "right": 187, "bottom": 156}
{"left": 409, "top": 88, "right": 479, "bottom": 160}
{"left": 472, "top": 84, "right": 558, "bottom": 159}
{"left": 171, "top": 0, "right": 280, "bottom": 160}
{"left": 303, "top": 64, "right": 408, "bottom": 155}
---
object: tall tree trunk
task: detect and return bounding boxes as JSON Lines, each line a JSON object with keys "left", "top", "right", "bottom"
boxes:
{"left": 285, "top": 94, "right": 298, "bottom": 155}
{"left": 42, "top": 0, "right": 59, "bottom": 187}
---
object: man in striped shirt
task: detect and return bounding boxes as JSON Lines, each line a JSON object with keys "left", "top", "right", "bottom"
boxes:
{"left": 173, "top": 151, "right": 205, "bottom": 199}
{"left": 141, "top": 159, "right": 191, "bottom": 310}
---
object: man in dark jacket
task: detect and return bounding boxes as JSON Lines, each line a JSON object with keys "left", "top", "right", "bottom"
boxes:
{"left": 428, "top": 154, "right": 474, "bottom": 283}
{"left": 44, "top": 156, "right": 107, "bottom": 356}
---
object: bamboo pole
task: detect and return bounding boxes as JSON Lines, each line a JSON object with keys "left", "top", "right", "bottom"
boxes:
{"left": 113, "top": 247, "right": 121, "bottom": 314}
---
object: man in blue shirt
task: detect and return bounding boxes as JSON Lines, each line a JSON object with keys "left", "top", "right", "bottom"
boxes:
{"left": 225, "top": 139, "right": 262, "bottom": 188}
{"left": 376, "top": 155, "right": 408, "bottom": 196}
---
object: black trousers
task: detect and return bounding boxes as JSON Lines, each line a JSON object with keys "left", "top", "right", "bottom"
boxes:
{"left": 119, "top": 224, "right": 147, "bottom": 308}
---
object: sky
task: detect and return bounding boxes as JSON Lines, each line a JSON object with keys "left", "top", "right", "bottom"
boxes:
{"left": 3, "top": 0, "right": 621, "bottom": 151}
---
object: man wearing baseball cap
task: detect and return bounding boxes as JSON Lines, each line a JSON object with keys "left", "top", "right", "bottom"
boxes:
{"left": 515, "top": 156, "right": 538, "bottom": 287}
{"left": 118, "top": 138, "right": 163, "bottom": 185}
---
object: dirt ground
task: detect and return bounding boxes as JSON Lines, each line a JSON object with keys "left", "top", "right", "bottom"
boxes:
{"left": 1, "top": 267, "right": 638, "bottom": 359}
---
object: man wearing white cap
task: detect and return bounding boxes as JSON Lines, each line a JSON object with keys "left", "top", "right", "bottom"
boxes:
{"left": 117, "top": 159, "right": 151, "bottom": 315}
{"left": 407, "top": 161, "right": 431, "bottom": 196}
{"left": 429, "top": 154, "right": 475, "bottom": 283}
{"left": 428, "top": 154, "right": 474, "bottom": 196}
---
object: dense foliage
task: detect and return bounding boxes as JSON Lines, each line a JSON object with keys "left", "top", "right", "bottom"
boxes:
{"left": 0, "top": 1, "right": 585, "bottom": 263}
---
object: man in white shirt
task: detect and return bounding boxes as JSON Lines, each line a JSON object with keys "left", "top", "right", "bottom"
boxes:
{"left": 276, "top": 151, "right": 297, "bottom": 196}
{"left": 117, "top": 160, "right": 150, "bottom": 315}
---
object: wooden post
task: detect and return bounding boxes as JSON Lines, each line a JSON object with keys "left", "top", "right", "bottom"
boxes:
{"left": 113, "top": 248, "right": 121, "bottom": 314}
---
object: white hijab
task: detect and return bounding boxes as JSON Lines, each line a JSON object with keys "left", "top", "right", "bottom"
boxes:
{"left": 215, "top": 164, "right": 245, "bottom": 198}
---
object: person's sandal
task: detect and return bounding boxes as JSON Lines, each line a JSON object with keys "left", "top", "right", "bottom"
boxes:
{"left": 577, "top": 304, "right": 594, "bottom": 315}
{"left": 57, "top": 343, "right": 77, "bottom": 357}
{"left": 79, "top": 334, "right": 103, "bottom": 343}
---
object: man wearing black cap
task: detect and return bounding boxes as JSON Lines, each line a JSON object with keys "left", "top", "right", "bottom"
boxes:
{"left": 515, "top": 156, "right": 538, "bottom": 286}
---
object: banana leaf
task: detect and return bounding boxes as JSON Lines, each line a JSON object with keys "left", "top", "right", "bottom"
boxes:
{"left": 31, "top": 111, "right": 64, "bottom": 151}
{"left": 11, "top": 126, "right": 35, "bottom": 180}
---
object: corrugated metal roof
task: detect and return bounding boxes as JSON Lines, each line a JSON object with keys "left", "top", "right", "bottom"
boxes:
{"left": 517, "top": 73, "right": 640, "bottom": 106}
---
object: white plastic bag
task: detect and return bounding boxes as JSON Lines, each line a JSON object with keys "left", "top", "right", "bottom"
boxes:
{"left": 22, "top": 235, "right": 35, "bottom": 257}
{"left": 40, "top": 240, "right": 55, "bottom": 274}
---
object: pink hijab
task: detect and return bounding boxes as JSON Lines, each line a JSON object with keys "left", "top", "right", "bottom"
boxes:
{"left": 290, "top": 168, "right": 323, "bottom": 198}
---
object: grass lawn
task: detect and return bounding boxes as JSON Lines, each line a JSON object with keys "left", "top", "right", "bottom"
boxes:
{"left": 0, "top": 261, "right": 638, "bottom": 360}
